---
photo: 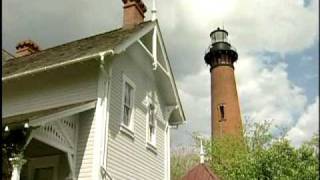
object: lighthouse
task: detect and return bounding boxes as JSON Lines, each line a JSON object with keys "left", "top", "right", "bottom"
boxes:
{"left": 204, "top": 28, "right": 243, "bottom": 138}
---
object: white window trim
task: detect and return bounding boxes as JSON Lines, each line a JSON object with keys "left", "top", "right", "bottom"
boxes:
{"left": 146, "top": 141, "right": 158, "bottom": 154}
{"left": 120, "top": 123, "right": 135, "bottom": 139}
{"left": 120, "top": 73, "right": 136, "bottom": 139}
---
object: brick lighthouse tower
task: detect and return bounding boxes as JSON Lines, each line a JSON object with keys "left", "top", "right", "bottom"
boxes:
{"left": 204, "top": 28, "right": 243, "bottom": 138}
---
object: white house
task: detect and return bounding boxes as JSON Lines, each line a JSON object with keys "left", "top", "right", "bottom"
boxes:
{"left": 2, "top": 1, "right": 186, "bottom": 179}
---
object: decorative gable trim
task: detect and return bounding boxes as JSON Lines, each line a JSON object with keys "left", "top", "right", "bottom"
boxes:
{"left": 154, "top": 21, "right": 186, "bottom": 124}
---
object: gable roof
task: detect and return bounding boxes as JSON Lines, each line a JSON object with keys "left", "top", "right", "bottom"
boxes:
{"left": 182, "top": 164, "right": 220, "bottom": 180}
{"left": 2, "top": 21, "right": 153, "bottom": 80}
{"left": 2, "top": 20, "right": 185, "bottom": 124}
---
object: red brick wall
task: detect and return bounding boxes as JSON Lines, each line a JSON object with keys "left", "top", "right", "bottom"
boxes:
{"left": 211, "top": 62, "right": 243, "bottom": 138}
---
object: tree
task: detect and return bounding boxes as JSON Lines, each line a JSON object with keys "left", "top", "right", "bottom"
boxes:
{"left": 171, "top": 120, "right": 319, "bottom": 179}
{"left": 206, "top": 120, "right": 319, "bottom": 179}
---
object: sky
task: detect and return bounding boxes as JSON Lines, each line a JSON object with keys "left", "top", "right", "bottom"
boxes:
{"left": 3, "top": 0, "right": 319, "bottom": 148}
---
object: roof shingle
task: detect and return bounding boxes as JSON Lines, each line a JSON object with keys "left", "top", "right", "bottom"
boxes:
{"left": 182, "top": 164, "right": 220, "bottom": 180}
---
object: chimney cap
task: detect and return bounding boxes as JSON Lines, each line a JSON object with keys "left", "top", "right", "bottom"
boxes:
{"left": 122, "top": 0, "right": 147, "bottom": 13}
{"left": 16, "top": 40, "right": 40, "bottom": 51}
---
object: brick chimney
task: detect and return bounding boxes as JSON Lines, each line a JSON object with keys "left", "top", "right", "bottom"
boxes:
{"left": 16, "top": 40, "right": 40, "bottom": 57}
{"left": 122, "top": 0, "right": 147, "bottom": 28}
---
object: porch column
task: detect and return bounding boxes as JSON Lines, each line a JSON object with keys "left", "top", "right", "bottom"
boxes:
{"left": 9, "top": 154, "right": 26, "bottom": 180}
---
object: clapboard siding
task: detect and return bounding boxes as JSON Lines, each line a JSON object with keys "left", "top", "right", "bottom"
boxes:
{"left": 76, "top": 110, "right": 96, "bottom": 179}
{"left": 2, "top": 63, "right": 98, "bottom": 117}
{"left": 106, "top": 48, "right": 167, "bottom": 180}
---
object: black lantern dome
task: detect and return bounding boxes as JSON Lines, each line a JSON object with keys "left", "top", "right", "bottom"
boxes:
{"left": 204, "top": 27, "right": 238, "bottom": 68}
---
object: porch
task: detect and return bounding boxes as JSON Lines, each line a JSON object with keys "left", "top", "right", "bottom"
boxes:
{"left": 2, "top": 100, "right": 96, "bottom": 180}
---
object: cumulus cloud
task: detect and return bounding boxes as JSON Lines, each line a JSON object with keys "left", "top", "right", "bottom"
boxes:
{"left": 157, "top": 0, "right": 318, "bottom": 79}
{"left": 236, "top": 55, "right": 308, "bottom": 128}
{"left": 286, "top": 97, "right": 319, "bottom": 147}
{"left": 171, "top": 67, "right": 211, "bottom": 146}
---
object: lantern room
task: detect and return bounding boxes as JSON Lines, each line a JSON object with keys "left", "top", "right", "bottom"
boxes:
{"left": 210, "top": 27, "right": 228, "bottom": 44}
{"left": 204, "top": 27, "right": 238, "bottom": 68}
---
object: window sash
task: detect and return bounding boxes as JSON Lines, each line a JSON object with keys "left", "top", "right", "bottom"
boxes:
{"left": 148, "top": 104, "right": 156, "bottom": 143}
{"left": 123, "top": 106, "right": 131, "bottom": 126}
{"left": 149, "top": 126, "right": 156, "bottom": 143}
{"left": 123, "top": 82, "right": 133, "bottom": 127}
{"left": 124, "top": 83, "right": 132, "bottom": 107}
{"left": 149, "top": 110, "right": 155, "bottom": 126}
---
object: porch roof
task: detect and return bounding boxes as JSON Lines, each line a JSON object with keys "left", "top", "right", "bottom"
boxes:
{"left": 2, "top": 100, "right": 97, "bottom": 126}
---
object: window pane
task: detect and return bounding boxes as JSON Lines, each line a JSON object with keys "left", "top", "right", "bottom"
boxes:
{"left": 123, "top": 106, "right": 130, "bottom": 126}
{"left": 149, "top": 113, "right": 154, "bottom": 126}
{"left": 149, "top": 104, "right": 155, "bottom": 126}
{"left": 150, "top": 126, "right": 156, "bottom": 143}
{"left": 123, "top": 81, "right": 134, "bottom": 127}
{"left": 124, "top": 83, "right": 132, "bottom": 106}
{"left": 149, "top": 126, "right": 155, "bottom": 142}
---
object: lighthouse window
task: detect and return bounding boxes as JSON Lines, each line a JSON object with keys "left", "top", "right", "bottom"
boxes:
{"left": 219, "top": 104, "right": 225, "bottom": 120}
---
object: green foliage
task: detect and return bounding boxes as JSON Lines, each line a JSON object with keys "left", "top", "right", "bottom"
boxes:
{"left": 207, "top": 120, "right": 319, "bottom": 179}
{"left": 171, "top": 121, "right": 319, "bottom": 180}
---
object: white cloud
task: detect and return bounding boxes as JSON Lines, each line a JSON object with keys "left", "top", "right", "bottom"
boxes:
{"left": 171, "top": 67, "right": 211, "bottom": 146}
{"left": 158, "top": 0, "right": 318, "bottom": 56}
{"left": 236, "top": 55, "right": 308, "bottom": 128}
{"left": 286, "top": 97, "right": 319, "bottom": 147}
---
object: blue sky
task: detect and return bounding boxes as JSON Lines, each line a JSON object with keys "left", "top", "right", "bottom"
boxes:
{"left": 286, "top": 42, "right": 318, "bottom": 104}
{"left": 3, "top": 0, "right": 319, "bottom": 148}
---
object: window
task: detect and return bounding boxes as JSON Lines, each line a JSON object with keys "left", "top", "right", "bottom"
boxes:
{"left": 123, "top": 82, "right": 133, "bottom": 126}
{"left": 146, "top": 101, "right": 157, "bottom": 154}
{"left": 218, "top": 104, "right": 226, "bottom": 121}
{"left": 120, "top": 74, "right": 136, "bottom": 138}
{"left": 147, "top": 104, "right": 156, "bottom": 145}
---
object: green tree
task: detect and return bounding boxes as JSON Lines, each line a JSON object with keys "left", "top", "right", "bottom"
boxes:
{"left": 207, "top": 120, "right": 319, "bottom": 179}
{"left": 171, "top": 120, "right": 319, "bottom": 180}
